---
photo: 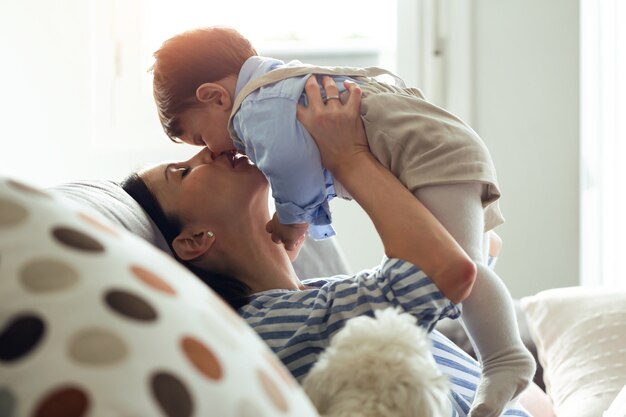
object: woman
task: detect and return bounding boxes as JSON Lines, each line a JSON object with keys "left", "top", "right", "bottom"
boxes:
{"left": 123, "top": 78, "right": 553, "bottom": 417}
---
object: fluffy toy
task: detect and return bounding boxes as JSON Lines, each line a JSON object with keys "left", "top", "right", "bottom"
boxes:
{"left": 303, "top": 307, "right": 450, "bottom": 417}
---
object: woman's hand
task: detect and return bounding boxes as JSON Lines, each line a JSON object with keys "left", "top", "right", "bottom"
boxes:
{"left": 296, "top": 76, "right": 368, "bottom": 175}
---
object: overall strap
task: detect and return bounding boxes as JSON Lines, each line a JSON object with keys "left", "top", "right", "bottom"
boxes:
{"left": 228, "top": 64, "right": 402, "bottom": 144}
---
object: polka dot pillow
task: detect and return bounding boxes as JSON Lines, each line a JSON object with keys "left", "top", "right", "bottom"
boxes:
{"left": 0, "top": 176, "right": 319, "bottom": 417}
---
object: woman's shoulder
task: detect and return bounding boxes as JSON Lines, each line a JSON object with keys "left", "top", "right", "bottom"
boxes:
{"left": 300, "top": 257, "right": 428, "bottom": 290}
{"left": 304, "top": 257, "right": 422, "bottom": 280}
{"left": 239, "top": 257, "right": 441, "bottom": 321}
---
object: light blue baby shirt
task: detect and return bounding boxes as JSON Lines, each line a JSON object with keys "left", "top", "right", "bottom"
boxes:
{"left": 232, "top": 56, "right": 354, "bottom": 240}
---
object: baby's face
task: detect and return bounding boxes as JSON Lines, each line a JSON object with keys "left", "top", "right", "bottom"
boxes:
{"left": 176, "top": 105, "right": 235, "bottom": 155}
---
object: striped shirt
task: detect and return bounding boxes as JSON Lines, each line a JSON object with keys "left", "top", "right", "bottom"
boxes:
{"left": 239, "top": 258, "right": 529, "bottom": 416}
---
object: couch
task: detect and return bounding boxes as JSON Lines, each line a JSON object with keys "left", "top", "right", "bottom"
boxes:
{"left": 1, "top": 175, "right": 625, "bottom": 416}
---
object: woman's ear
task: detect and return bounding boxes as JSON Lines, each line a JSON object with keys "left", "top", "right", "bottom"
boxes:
{"left": 196, "top": 83, "right": 232, "bottom": 108}
{"left": 172, "top": 230, "right": 216, "bottom": 261}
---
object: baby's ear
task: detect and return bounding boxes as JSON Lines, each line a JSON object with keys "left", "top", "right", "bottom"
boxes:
{"left": 172, "top": 230, "right": 216, "bottom": 261}
{"left": 196, "top": 83, "right": 231, "bottom": 107}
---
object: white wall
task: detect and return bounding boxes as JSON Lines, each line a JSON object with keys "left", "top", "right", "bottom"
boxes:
{"left": 337, "top": 0, "right": 582, "bottom": 296}
{"left": 0, "top": 1, "right": 197, "bottom": 189}
{"left": 0, "top": 0, "right": 91, "bottom": 186}
{"left": 469, "top": 0, "right": 581, "bottom": 296}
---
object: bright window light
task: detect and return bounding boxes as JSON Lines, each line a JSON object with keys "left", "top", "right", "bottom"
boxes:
{"left": 580, "top": 0, "right": 626, "bottom": 288}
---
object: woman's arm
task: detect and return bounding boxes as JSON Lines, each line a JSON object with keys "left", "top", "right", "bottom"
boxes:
{"left": 297, "top": 76, "right": 475, "bottom": 303}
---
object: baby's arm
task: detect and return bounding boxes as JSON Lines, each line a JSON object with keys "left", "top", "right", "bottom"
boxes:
{"left": 265, "top": 213, "right": 308, "bottom": 251}
{"left": 234, "top": 96, "right": 335, "bottom": 240}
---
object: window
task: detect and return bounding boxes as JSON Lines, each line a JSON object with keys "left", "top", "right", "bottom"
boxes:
{"left": 580, "top": 0, "right": 626, "bottom": 287}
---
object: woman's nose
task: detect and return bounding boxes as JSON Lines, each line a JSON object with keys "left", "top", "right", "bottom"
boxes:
{"left": 193, "top": 147, "right": 216, "bottom": 164}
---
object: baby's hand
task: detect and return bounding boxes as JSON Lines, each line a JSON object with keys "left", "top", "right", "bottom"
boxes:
{"left": 266, "top": 213, "right": 308, "bottom": 251}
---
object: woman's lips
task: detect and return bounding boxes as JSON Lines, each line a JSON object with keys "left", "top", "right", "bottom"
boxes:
{"left": 233, "top": 153, "right": 249, "bottom": 167}
{"left": 218, "top": 150, "right": 238, "bottom": 168}
{"left": 224, "top": 151, "right": 248, "bottom": 168}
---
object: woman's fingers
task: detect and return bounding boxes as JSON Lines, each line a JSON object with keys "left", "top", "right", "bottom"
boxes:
{"left": 303, "top": 75, "right": 323, "bottom": 107}
{"left": 297, "top": 75, "right": 367, "bottom": 172}
{"left": 297, "top": 76, "right": 324, "bottom": 127}
{"left": 321, "top": 76, "right": 341, "bottom": 106}
{"left": 344, "top": 80, "right": 362, "bottom": 113}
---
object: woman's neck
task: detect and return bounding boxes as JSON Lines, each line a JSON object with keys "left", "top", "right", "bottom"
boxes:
{"left": 215, "top": 211, "right": 304, "bottom": 294}
{"left": 239, "top": 237, "right": 304, "bottom": 293}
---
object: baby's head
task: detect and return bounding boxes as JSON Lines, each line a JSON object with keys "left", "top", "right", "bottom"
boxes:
{"left": 151, "top": 26, "right": 256, "bottom": 152}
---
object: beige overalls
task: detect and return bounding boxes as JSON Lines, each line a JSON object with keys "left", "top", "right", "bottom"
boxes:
{"left": 227, "top": 64, "right": 504, "bottom": 231}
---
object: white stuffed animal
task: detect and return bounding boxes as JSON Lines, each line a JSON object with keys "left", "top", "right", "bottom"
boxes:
{"left": 303, "top": 307, "right": 450, "bottom": 417}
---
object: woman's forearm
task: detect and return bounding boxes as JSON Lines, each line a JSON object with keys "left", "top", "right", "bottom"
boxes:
{"left": 333, "top": 153, "right": 447, "bottom": 263}
{"left": 333, "top": 153, "right": 475, "bottom": 303}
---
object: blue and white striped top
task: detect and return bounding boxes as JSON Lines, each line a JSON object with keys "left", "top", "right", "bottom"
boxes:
{"left": 239, "top": 258, "right": 529, "bottom": 416}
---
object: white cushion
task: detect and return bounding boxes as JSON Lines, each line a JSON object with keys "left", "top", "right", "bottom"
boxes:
{"left": 50, "top": 180, "right": 173, "bottom": 255}
{"left": 0, "top": 176, "right": 319, "bottom": 417}
{"left": 603, "top": 383, "right": 626, "bottom": 417}
{"left": 521, "top": 286, "right": 626, "bottom": 417}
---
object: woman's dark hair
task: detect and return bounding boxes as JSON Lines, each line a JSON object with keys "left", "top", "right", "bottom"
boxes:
{"left": 120, "top": 173, "right": 250, "bottom": 310}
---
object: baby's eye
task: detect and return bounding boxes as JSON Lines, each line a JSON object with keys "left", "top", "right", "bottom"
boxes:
{"left": 181, "top": 167, "right": 191, "bottom": 178}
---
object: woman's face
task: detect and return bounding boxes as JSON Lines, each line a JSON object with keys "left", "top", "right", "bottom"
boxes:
{"left": 140, "top": 148, "right": 268, "bottom": 226}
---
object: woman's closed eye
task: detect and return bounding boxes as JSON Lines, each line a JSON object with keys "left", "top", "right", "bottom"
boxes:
{"left": 170, "top": 166, "right": 190, "bottom": 179}
{"left": 164, "top": 163, "right": 193, "bottom": 183}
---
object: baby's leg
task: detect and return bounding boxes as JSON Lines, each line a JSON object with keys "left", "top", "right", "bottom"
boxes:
{"left": 415, "top": 183, "right": 536, "bottom": 417}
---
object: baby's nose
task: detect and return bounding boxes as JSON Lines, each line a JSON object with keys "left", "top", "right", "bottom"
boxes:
{"left": 197, "top": 147, "right": 216, "bottom": 162}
